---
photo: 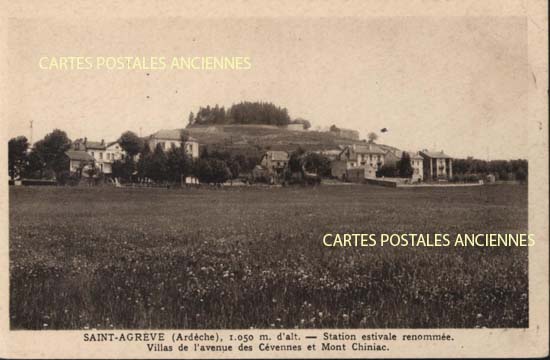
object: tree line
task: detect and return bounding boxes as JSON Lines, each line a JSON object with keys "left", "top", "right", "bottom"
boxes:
{"left": 452, "top": 158, "right": 527, "bottom": 182}
{"left": 109, "top": 131, "right": 263, "bottom": 185}
{"left": 188, "top": 101, "right": 292, "bottom": 127}
{"left": 8, "top": 129, "right": 263, "bottom": 185}
{"left": 374, "top": 154, "right": 528, "bottom": 182}
{"left": 8, "top": 128, "right": 332, "bottom": 186}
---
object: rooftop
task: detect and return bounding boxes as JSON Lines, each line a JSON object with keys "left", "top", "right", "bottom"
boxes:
{"left": 347, "top": 144, "right": 386, "bottom": 155}
{"left": 404, "top": 151, "right": 423, "bottom": 160}
{"left": 73, "top": 138, "right": 110, "bottom": 150}
{"left": 65, "top": 150, "right": 94, "bottom": 161}
{"left": 420, "top": 150, "right": 452, "bottom": 159}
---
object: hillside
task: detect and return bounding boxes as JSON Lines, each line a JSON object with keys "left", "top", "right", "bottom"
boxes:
{"left": 184, "top": 124, "right": 368, "bottom": 155}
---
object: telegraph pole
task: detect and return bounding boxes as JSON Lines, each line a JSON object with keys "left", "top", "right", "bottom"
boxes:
{"left": 29, "top": 120, "right": 34, "bottom": 148}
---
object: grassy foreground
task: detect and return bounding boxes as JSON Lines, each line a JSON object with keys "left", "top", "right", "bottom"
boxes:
{"left": 9, "top": 184, "right": 528, "bottom": 329}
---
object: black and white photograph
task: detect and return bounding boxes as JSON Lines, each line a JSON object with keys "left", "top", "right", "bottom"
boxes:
{"left": 1, "top": 1, "right": 548, "bottom": 358}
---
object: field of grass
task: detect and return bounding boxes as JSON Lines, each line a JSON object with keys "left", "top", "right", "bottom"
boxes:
{"left": 186, "top": 124, "right": 362, "bottom": 153}
{"left": 9, "top": 184, "right": 528, "bottom": 329}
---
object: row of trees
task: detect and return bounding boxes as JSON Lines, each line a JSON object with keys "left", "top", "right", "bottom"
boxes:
{"left": 8, "top": 128, "right": 331, "bottom": 185}
{"left": 112, "top": 139, "right": 263, "bottom": 185}
{"left": 12, "top": 128, "right": 527, "bottom": 185}
{"left": 452, "top": 158, "right": 528, "bottom": 182}
{"left": 188, "top": 101, "right": 292, "bottom": 127}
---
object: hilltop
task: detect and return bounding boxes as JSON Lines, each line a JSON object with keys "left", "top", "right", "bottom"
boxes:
{"left": 183, "top": 124, "right": 368, "bottom": 155}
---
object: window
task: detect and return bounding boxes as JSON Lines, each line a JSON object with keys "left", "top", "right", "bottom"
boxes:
{"left": 99, "top": 152, "right": 103, "bottom": 160}
{"left": 91, "top": 152, "right": 95, "bottom": 158}
{"left": 160, "top": 142, "right": 165, "bottom": 150}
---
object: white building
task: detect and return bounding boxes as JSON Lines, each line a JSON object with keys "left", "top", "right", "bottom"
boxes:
{"left": 72, "top": 138, "right": 126, "bottom": 174}
{"left": 65, "top": 150, "right": 95, "bottom": 174}
{"left": 331, "top": 143, "right": 387, "bottom": 179}
{"left": 147, "top": 129, "right": 199, "bottom": 159}
{"left": 419, "top": 150, "right": 453, "bottom": 181}
{"left": 408, "top": 152, "right": 424, "bottom": 182}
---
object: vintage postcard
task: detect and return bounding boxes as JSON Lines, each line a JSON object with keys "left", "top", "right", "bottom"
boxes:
{"left": 0, "top": 0, "right": 548, "bottom": 358}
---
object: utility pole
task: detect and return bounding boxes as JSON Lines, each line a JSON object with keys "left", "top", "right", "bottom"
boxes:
{"left": 29, "top": 120, "right": 34, "bottom": 147}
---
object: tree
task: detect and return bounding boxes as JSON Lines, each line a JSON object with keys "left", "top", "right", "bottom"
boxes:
{"left": 288, "top": 148, "right": 306, "bottom": 173}
{"left": 119, "top": 131, "right": 143, "bottom": 157}
{"left": 147, "top": 144, "right": 168, "bottom": 182}
{"left": 516, "top": 166, "right": 527, "bottom": 183}
{"left": 166, "top": 147, "right": 191, "bottom": 183}
{"left": 195, "top": 159, "right": 213, "bottom": 183}
{"left": 329, "top": 124, "right": 340, "bottom": 132}
{"left": 367, "top": 132, "right": 378, "bottom": 143}
{"left": 227, "top": 158, "right": 241, "bottom": 181}
{"left": 137, "top": 143, "right": 152, "bottom": 180}
{"left": 33, "top": 129, "right": 71, "bottom": 177}
{"left": 209, "top": 159, "right": 231, "bottom": 184}
{"left": 397, "top": 152, "right": 414, "bottom": 178}
{"left": 8, "top": 136, "right": 29, "bottom": 180}
{"left": 85, "top": 163, "right": 99, "bottom": 178}
{"left": 293, "top": 118, "right": 311, "bottom": 130}
{"left": 303, "top": 153, "right": 331, "bottom": 177}
{"left": 22, "top": 149, "right": 46, "bottom": 179}
{"left": 376, "top": 163, "right": 398, "bottom": 177}
{"left": 112, "top": 158, "right": 135, "bottom": 182}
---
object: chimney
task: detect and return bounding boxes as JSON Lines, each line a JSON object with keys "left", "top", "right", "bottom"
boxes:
{"left": 101, "top": 139, "right": 105, "bottom": 145}
{"left": 84, "top": 137, "right": 87, "bottom": 144}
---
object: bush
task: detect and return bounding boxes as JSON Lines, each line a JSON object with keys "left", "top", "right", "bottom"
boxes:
{"left": 57, "top": 171, "right": 80, "bottom": 186}
{"left": 376, "top": 164, "right": 398, "bottom": 178}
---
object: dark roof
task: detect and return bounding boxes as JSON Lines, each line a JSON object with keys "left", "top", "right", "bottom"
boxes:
{"left": 73, "top": 138, "right": 108, "bottom": 150}
{"left": 106, "top": 141, "right": 120, "bottom": 148}
{"left": 65, "top": 150, "right": 94, "bottom": 161}
{"left": 85, "top": 141, "right": 106, "bottom": 150}
{"left": 420, "top": 150, "right": 452, "bottom": 159}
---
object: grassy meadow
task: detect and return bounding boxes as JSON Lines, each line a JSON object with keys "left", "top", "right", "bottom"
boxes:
{"left": 9, "top": 184, "right": 528, "bottom": 329}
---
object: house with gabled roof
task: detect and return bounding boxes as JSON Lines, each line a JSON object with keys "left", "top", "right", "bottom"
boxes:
{"left": 419, "top": 150, "right": 453, "bottom": 181}
{"left": 71, "top": 138, "right": 126, "bottom": 174}
{"left": 260, "top": 151, "right": 289, "bottom": 174}
{"left": 251, "top": 150, "right": 289, "bottom": 184}
{"left": 65, "top": 149, "right": 95, "bottom": 175}
{"left": 147, "top": 129, "right": 199, "bottom": 159}
{"left": 331, "top": 143, "right": 387, "bottom": 179}
{"left": 384, "top": 150, "right": 424, "bottom": 182}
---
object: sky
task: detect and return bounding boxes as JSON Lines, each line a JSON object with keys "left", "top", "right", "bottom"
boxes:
{"left": 7, "top": 17, "right": 528, "bottom": 159}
